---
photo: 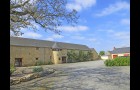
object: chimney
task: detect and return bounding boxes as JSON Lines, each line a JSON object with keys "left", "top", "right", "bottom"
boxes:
{"left": 113, "top": 47, "right": 116, "bottom": 50}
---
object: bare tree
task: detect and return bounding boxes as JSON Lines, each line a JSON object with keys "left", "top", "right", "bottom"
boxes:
{"left": 10, "top": 0, "right": 79, "bottom": 36}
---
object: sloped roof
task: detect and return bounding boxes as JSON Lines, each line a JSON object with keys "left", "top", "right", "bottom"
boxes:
{"left": 52, "top": 42, "right": 62, "bottom": 49}
{"left": 109, "top": 47, "right": 130, "bottom": 54}
{"left": 90, "top": 48, "right": 98, "bottom": 53}
{"left": 10, "top": 37, "right": 90, "bottom": 50}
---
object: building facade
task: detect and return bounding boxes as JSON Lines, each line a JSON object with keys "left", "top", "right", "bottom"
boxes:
{"left": 10, "top": 37, "right": 99, "bottom": 67}
{"left": 108, "top": 47, "right": 130, "bottom": 59}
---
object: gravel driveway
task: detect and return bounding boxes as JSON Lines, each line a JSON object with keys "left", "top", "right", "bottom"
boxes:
{"left": 10, "top": 60, "right": 130, "bottom": 90}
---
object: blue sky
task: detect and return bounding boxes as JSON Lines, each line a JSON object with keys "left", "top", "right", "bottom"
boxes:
{"left": 18, "top": 0, "right": 130, "bottom": 53}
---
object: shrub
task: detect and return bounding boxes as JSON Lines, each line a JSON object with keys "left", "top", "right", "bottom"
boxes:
{"left": 104, "top": 57, "right": 130, "bottom": 66}
{"left": 35, "top": 61, "right": 44, "bottom": 66}
{"left": 33, "top": 66, "right": 43, "bottom": 72}
{"left": 46, "top": 61, "right": 53, "bottom": 65}
{"left": 67, "top": 50, "right": 94, "bottom": 63}
{"left": 10, "top": 64, "right": 15, "bottom": 75}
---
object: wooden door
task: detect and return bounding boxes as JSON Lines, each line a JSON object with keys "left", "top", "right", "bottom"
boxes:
{"left": 62, "top": 57, "right": 66, "bottom": 63}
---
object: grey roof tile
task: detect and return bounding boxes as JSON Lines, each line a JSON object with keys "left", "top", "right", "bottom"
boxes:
{"left": 109, "top": 47, "right": 130, "bottom": 54}
{"left": 52, "top": 42, "right": 62, "bottom": 49}
{"left": 10, "top": 37, "right": 90, "bottom": 50}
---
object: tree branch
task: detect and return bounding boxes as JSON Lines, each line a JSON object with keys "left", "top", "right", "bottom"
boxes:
{"left": 10, "top": 0, "right": 30, "bottom": 9}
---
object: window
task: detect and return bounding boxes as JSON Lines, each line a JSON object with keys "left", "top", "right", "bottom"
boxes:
{"left": 36, "top": 47, "right": 39, "bottom": 50}
{"left": 36, "top": 58, "right": 39, "bottom": 60}
{"left": 15, "top": 58, "right": 22, "bottom": 67}
{"left": 59, "top": 57, "right": 61, "bottom": 60}
{"left": 50, "top": 56, "right": 52, "bottom": 59}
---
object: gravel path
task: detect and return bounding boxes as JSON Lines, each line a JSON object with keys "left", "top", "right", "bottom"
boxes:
{"left": 10, "top": 60, "right": 130, "bottom": 90}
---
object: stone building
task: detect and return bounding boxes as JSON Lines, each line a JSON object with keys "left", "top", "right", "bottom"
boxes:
{"left": 10, "top": 37, "right": 99, "bottom": 67}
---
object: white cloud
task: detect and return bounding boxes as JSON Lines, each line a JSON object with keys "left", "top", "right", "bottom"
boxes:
{"left": 71, "top": 35, "right": 97, "bottom": 43}
{"left": 98, "top": 29, "right": 130, "bottom": 40}
{"left": 95, "top": 1, "right": 130, "bottom": 17}
{"left": 45, "top": 34, "right": 64, "bottom": 41}
{"left": 106, "top": 30, "right": 130, "bottom": 40}
{"left": 19, "top": 21, "right": 40, "bottom": 33}
{"left": 58, "top": 25, "right": 88, "bottom": 32}
{"left": 66, "top": 4, "right": 82, "bottom": 11}
{"left": 19, "top": 32, "right": 42, "bottom": 39}
{"left": 113, "top": 32, "right": 130, "bottom": 39}
{"left": 66, "top": 0, "right": 96, "bottom": 11}
{"left": 121, "top": 19, "right": 130, "bottom": 25}
{"left": 45, "top": 38, "right": 54, "bottom": 41}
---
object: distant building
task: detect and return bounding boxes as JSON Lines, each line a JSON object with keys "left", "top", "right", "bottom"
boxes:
{"left": 101, "top": 55, "right": 109, "bottom": 60}
{"left": 108, "top": 47, "right": 130, "bottom": 59}
{"left": 10, "top": 37, "right": 99, "bottom": 67}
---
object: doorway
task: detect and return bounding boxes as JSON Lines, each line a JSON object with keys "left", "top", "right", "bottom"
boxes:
{"left": 113, "top": 55, "right": 118, "bottom": 59}
{"left": 15, "top": 58, "right": 22, "bottom": 67}
{"left": 62, "top": 57, "right": 66, "bottom": 63}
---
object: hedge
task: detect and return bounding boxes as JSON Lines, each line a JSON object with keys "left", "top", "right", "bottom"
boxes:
{"left": 104, "top": 57, "right": 130, "bottom": 66}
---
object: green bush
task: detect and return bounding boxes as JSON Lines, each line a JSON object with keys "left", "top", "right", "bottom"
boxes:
{"left": 35, "top": 61, "right": 44, "bottom": 66}
{"left": 67, "top": 50, "right": 94, "bottom": 63}
{"left": 33, "top": 66, "right": 43, "bottom": 72}
{"left": 46, "top": 61, "right": 53, "bottom": 65}
{"left": 104, "top": 57, "right": 130, "bottom": 66}
{"left": 10, "top": 64, "right": 15, "bottom": 75}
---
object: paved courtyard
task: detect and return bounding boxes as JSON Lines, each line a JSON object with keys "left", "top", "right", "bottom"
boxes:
{"left": 10, "top": 60, "right": 130, "bottom": 90}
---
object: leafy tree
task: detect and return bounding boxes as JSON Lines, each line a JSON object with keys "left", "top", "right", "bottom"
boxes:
{"left": 83, "top": 54, "right": 88, "bottom": 61}
{"left": 67, "top": 50, "right": 95, "bottom": 63}
{"left": 87, "top": 51, "right": 93, "bottom": 61}
{"left": 78, "top": 50, "right": 84, "bottom": 62}
{"left": 67, "top": 50, "right": 76, "bottom": 63}
{"left": 72, "top": 50, "right": 78, "bottom": 62}
{"left": 10, "top": 0, "right": 79, "bottom": 36}
{"left": 99, "top": 51, "right": 105, "bottom": 56}
{"left": 67, "top": 51, "right": 73, "bottom": 63}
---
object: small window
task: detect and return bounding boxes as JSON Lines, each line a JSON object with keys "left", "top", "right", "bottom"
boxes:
{"left": 36, "top": 58, "right": 38, "bottom": 60}
{"left": 15, "top": 58, "right": 22, "bottom": 67}
{"left": 36, "top": 47, "right": 39, "bottom": 50}
{"left": 59, "top": 57, "right": 61, "bottom": 60}
{"left": 50, "top": 56, "right": 52, "bottom": 59}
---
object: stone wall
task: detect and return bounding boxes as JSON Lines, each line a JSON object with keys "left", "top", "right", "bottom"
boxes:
{"left": 10, "top": 45, "right": 52, "bottom": 66}
{"left": 91, "top": 50, "right": 99, "bottom": 60}
{"left": 10, "top": 45, "right": 99, "bottom": 66}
